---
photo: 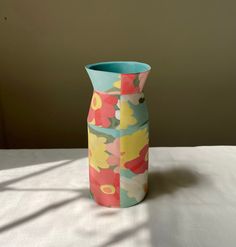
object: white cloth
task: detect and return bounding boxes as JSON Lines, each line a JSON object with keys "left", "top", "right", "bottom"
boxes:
{"left": 0, "top": 147, "right": 236, "bottom": 247}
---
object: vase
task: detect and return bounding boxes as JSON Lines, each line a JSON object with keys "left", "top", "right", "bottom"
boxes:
{"left": 85, "top": 61, "right": 151, "bottom": 208}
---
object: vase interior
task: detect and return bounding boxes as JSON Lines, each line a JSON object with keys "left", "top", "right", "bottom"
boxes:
{"left": 86, "top": 61, "right": 151, "bottom": 74}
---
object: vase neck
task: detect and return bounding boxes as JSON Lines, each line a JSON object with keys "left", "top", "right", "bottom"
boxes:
{"left": 86, "top": 70, "right": 150, "bottom": 95}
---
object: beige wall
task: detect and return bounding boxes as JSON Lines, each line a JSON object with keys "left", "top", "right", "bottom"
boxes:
{"left": 0, "top": 0, "right": 236, "bottom": 148}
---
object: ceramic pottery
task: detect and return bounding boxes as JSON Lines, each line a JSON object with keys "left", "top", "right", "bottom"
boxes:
{"left": 85, "top": 61, "right": 151, "bottom": 207}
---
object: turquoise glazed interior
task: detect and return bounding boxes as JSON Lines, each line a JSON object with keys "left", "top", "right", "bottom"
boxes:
{"left": 86, "top": 61, "right": 151, "bottom": 74}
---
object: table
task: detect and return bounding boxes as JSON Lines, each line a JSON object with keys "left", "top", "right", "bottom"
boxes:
{"left": 0, "top": 147, "right": 236, "bottom": 247}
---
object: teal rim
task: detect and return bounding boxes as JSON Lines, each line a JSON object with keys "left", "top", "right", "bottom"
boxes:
{"left": 85, "top": 61, "right": 151, "bottom": 74}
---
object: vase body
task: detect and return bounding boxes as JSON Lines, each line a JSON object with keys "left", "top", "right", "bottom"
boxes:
{"left": 85, "top": 61, "right": 151, "bottom": 208}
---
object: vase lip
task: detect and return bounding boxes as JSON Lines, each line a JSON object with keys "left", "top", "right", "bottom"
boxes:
{"left": 85, "top": 61, "right": 151, "bottom": 74}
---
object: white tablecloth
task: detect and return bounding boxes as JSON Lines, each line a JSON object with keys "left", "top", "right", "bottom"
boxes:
{"left": 0, "top": 147, "right": 236, "bottom": 247}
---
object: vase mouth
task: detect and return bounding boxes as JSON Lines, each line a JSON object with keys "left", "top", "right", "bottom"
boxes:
{"left": 85, "top": 61, "right": 151, "bottom": 74}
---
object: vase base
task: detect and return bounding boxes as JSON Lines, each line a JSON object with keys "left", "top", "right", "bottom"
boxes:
{"left": 90, "top": 191, "right": 148, "bottom": 208}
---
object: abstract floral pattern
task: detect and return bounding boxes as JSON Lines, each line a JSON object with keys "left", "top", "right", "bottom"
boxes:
{"left": 119, "top": 101, "right": 137, "bottom": 129}
{"left": 124, "top": 144, "right": 148, "bottom": 174}
{"left": 90, "top": 166, "right": 120, "bottom": 207}
{"left": 88, "top": 92, "right": 119, "bottom": 128}
{"left": 121, "top": 127, "right": 149, "bottom": 167}
{"left": 106, "top": 138, "right": 120, "bottom": 173}
{"left": 86, "top": 62, "right": 150, "bottom": 207}
{"left": 88, "top": 124, "right": 148, "bottom": 207}
{"left": 121, "top": 74, "right": 140, "bottom": 94}
{"left": 88, "top": 128, "right": 110, "bottom": 172}
{"left": 120, "top": 170, "right": 148, "bottom": 202}
{"left": 88, "top": 92, "right": 148, "bottom": 131}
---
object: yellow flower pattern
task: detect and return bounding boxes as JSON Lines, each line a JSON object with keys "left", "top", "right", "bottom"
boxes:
{"left": 120, "top": 127, "right": 149, "bottom": 166}
{"left": 88, "top": 128, "right": 109, "bottom": 171}
{"left": 120, "top": 101, "right": 137, "bottom": 129}
{"left": 113, "top": 80, "right": 121, "bottom": 89}
{"left": 91, "top": 92, "right": 102, "bottom": 110}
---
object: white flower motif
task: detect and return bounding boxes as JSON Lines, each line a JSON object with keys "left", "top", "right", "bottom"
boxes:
{"left": 120, "top": 170, "right": 148, "bottom": 201}
{"left": 115, "top": 100, "right": 120, "bottom": 120}
{"left": 117, "top": 99, "right": 120, "bottom": 108}
{"left": 115, "top": 110, "right": 120, "bottom": 120}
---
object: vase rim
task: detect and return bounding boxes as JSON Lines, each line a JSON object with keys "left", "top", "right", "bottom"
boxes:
{"left": 85, "top": 61, "right": 151, "bottom": 74}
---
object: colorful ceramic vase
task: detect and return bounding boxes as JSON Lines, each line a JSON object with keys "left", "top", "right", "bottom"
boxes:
{"left": 85, "top": 61, "right": 151, "bottom": 207}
